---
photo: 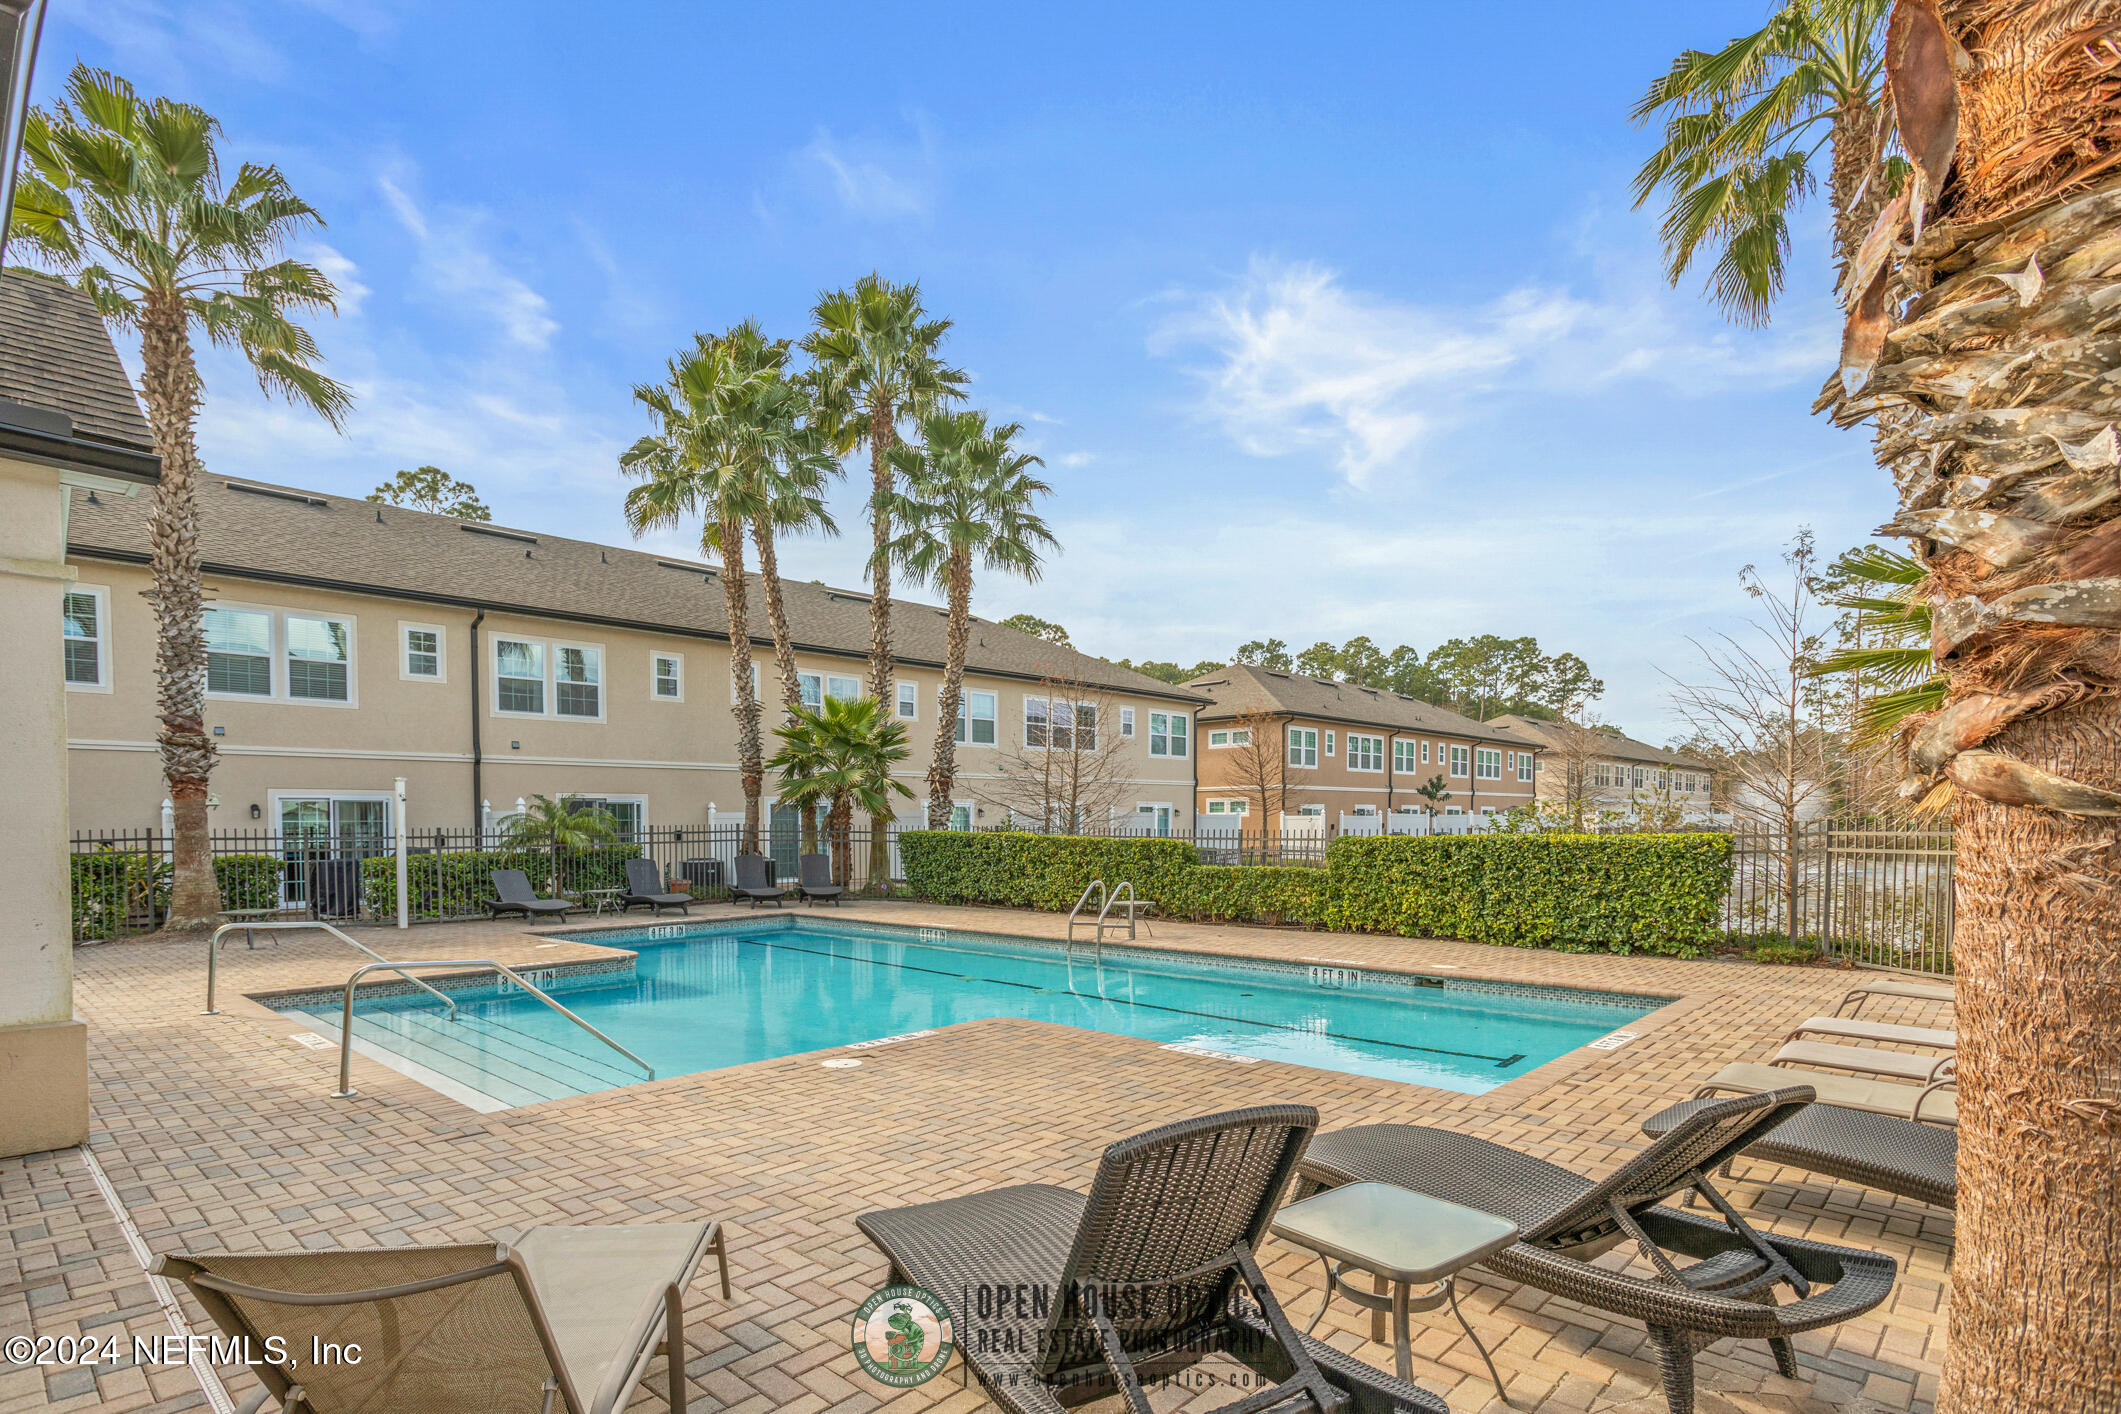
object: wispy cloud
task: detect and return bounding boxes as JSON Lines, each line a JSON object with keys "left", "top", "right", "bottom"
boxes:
{"left": 55, "top": 0, "right": 398, "bottom": 87}
{"left": 377, "top": 169, "right": 557, "bottom": 351}
{"left": 800, "top": 117, "right": 940, "bottom": 220}
{"left": 1152, "top": 256, "right": 1834, "bottom": 491}
{"left": 303, "top": 242, "right": 369, "bottom": 318}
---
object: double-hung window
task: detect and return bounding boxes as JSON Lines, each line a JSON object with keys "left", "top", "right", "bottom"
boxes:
{"left": 286, "top": 615, "right": 352, "bottom": 702}
{"left": 1518, "top": 752, "right": 1535, "bottom": 782}
{"left": 1025, "top": 696, "right": 1051, "bottom": 748}
{"left": 800, "top": 671, "right": 862, "bottom": 709}
{"left": 496, "top": 639, "right": 545, "bottom": 714}
{"left": 1347, "top": 734, "right": 1383, "bottom": 772}
{"left": 402, "top": 625, "right": 442, "bottom": 680}
{"left": 1288, "top": 727, "right": 1318, "bottom": 768}
{"left": 1392, "top": 739, "right": 1419, "bottom": 774}
{"left": 206, "top": 606, "right": 274, "bottom": 696}
{"left": 897, "top": 682, "right": 916, "bottom": 718}
{"left": 955, "top": 690, "right": 998, "bottom": 745}
{"left": 654, "top": 653, "right": 683, "bottom": 700}
{"left": 1656, "top": 770, "right": 1671, "bottom": 790}
{"left": 1632, "top": 765, "right": 1647, "bottom": 788}
{"left": 1147, "top": 711, "right": 1185, "bottom": 757}
{"left": 1449, "top": 744, "right": 1470, "bottom": 777}
{"left": 1421, "top": 741, "right": 1431, "bottom": 764}
{"left": 555, "top": 646, "right": 601, "bottom": 718}
{"left": 1120, "top": 707, "right": 1135, "bottom": 738}
{"left": 1593, "top": 762, "right": 1612, "bottom": 787}
{"left": 62, "top": 587, "right": 107, "bottom": 688}
{"left": 1475, "top": 747, "right": 1502, "bottom": 780}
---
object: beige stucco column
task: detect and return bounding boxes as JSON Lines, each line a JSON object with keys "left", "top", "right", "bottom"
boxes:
{"left": 0, "top": 454, "right": 89, "bottom": 1155}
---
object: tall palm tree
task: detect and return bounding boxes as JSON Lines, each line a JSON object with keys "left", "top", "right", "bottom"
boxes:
{"left": 1819, "top": 3, "right": 2121, "bottom": 1405}
{"left": 802, "top": 274, "right": 966, "bottom": 879}
{"left": 1633, "top": 0, "right": 1895, "bottom": 321}
{"left": 881, "top": 411, "right": 1057, "bottom": 827}
{"left": 620, "top": 324, "right": 784, "bottom": 851}
{"left": 11, "top": 65, "right": 350, "bottom": 930}
{"left": 749, "top": 373, "right": 839, "bottom": 724}
{"left": 765, "top": 696, "right": 913, "bottom": 886}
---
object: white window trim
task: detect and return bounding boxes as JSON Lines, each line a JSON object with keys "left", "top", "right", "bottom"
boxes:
{"left": 493, "top": 632, "right": 607, "bottom": 723}
{"left": 1287, "top": 726, "right": 1318, "bottom": 769}
{"left": 897, "top": 680, "right": 917, "bottom": 719}
{"left": 1475, "top": 747, "right": 1503, "bottom": 781}
{"left": 398, "top": 621, "right": 446, "bottom": 684}
{"left": 204, "top": 600, "right": 359, "bottom": 708}
{"left": 1147, "top": 710, "right": 1187, "bottom": 759}
{"left": 955, "top": 689, "right": 999, "bottom": 748}
{"left": 1025, "top": 696, "right": 1103, "bottom": 752}
{"left": 652, "top": 651, "right": 684, "bottom": 703}
{"left": 1204, "top": 797, "right": 1252, "bottom": 815}
{"left": 1518, "top": 753, "right": 1535, "bottom": 782}
{"left": 1208, "top": 727, "right": 1252, "bottom": 749}
{"left": 1323, "top": 730, "right": 1335, "bottom": 756}
{"left": 1448, "top": 745, "right": 1470, "bottom": 778}
{"left": 1346, "top": 733, "right": 1385, "bottom": 773}
{"left": 62, "top": 582, "right": 113, "bottom": 694}
{"left": 565, "top": 791, "right": 648, "bottom": 831}
{"left": 1120, "top": 706, "right": 1135, "bottom": 738}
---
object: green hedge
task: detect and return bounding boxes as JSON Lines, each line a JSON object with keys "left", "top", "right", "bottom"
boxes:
{"left": 359, "top": 845, "right": 642, "bottom": 919}
{"left": 1324, "top": 833, "right": 1732, "bottom": 956}
{"left": 899, "top": 829, "right": 1731, "bottom": 956}
{"left": 70, "top": 852, "right": 284, "bottom": 940}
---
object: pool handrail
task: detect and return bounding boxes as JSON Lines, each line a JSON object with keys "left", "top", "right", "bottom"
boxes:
{"left": 205, "top": 920, "right": 459, "bottom": 1019}
{"left": 329, "top": 958, "right": 653, "bottom": 1098}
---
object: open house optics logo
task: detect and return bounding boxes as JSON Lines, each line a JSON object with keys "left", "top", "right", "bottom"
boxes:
{"left": 850, "top": 1284, "right": 955, "bottom": 1388}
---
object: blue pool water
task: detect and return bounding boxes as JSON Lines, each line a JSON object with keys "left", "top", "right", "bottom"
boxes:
{"left": 292, "top": 919, "right": 1663, "bottom": 1106}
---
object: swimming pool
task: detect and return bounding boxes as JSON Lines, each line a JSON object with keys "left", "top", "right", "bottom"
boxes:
{"left": 283, "top": 918, "right": 1665, "bottom": 1109}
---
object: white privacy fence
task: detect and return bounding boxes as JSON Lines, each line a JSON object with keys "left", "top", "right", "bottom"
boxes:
{"left": 1334, "top": 810, "right": 1499, "bottom": 836}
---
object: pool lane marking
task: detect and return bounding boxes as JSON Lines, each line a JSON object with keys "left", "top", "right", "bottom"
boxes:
{"left": 739, "top": 936, "right": 1523, "bottom": 1066}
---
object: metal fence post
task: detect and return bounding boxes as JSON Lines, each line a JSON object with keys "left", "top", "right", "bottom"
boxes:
{"left": 1819, "top": 820, "right": 1834, "bottom": 959}
{"left": 393, "top": 777, "right": 409, "bottom": 930}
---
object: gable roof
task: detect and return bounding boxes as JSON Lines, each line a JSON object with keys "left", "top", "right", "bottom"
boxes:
{"left": 1184, "top": 662, "right": 1541, "bottom": 749}
{"left": 63, "top": 472, "right": 1204, "bottom": 703}
{"left": 1488, "top": 713, "right": 1711, "bottom": 772}
{"left": 0, "top": 269, "right": 155, "bottom": 450}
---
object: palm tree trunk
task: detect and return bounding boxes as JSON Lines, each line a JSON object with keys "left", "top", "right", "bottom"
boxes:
{"left": 750, "top": 514, "right": 804, "bottom": 721}
{"left": 1824, "top": 7, "right": 2121, "bottom": 1407}
{"left": 136, "top": 290, "right": 220, "bottom": 930}
{"left": 1828, "top": 97, "right": 1887, "bottom": 286}
{"left": 865, "top": 400, "right": 898, "bottom": 888}
{"left": 928, "top": 549, "right": 974, "bottom": 828}
{"left": 719, "top": 513, "right": 763, "bottom": 853}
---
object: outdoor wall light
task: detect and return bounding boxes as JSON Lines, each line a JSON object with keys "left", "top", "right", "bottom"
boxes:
{"left": 249, "top": 803, "right": 261, "bottom": 820}
{"left": 511, "top": 740, "right": 521, "bottom": 750}
{"left": 212, "top": 725, "right": 225, "bottom": 735}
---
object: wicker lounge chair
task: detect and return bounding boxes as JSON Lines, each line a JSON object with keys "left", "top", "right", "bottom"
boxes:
{"left": 858, "top": 1105, "right": 1447, "bottom": 1414}
{"left": 1296, "top": 1089, "right": 1898, "bottom": 1414}
{"left": 488, "top": 869, "right": 575, "bottom": 922}
{"left": 730, "top": 854, "right": 786, "bottom": 908}
{"left": 1689, "top": 1061, "right": 1957, "bottom": 1124}
{"left": 621, "top": 858, "right": 694, "bottom": 915}
{"left": 795, "top": 853, "right": 843, "bottom": 906}
{"left": 1642, "top": 1097, "right": 1956, "bottom": 1210}
{"left": 1834, "top": 977, "right": 1954, "bottom": 1018}
{"left": 154, "top": 1221, "right": 730, "bottom": 1414}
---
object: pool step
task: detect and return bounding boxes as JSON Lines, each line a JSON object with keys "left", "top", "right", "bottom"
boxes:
{"left": 313, "top": 1005, "right": 638, "bottom": 1106}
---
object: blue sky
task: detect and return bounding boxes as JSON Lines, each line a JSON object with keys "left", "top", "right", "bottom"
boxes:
{"left": 35, "top": 1, "right": 1887, "bottom": 739}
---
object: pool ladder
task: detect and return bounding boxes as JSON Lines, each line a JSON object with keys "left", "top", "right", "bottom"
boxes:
{"left": 1067, "top": 879, "right": 1149, "bottom": 956}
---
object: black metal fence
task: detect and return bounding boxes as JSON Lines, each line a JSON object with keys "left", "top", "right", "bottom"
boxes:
{"left": 1723, "top": 818, "right": 1955, "bottom": 972}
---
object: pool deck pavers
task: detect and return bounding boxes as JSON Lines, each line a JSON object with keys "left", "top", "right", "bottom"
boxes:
{"left": 2, "top": 903, "right": 1954, "bottom": 1413}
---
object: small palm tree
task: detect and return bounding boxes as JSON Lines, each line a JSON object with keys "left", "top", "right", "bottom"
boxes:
{"left": 621, "top": 323, "right": 787, "bottom": 850}
{"left": 1632, "top": 0, "right": 1894, "bottom": 321}
{"left": 500, "top": 795, "right": 621, "bottom": 895}
{"left": 766, "top": 697, "right": 913, "bottom": 887}
{"left": 881, "top": 410, "right": 1057, "bottom": 827}
{"left": 802, "top": 275, "right": 967, "bottom": 878}
{"left": 12, "top": 65, "right": 351, "bottom": 929}
{"left": 1810, "top": 545, "right": 1942, "bottom": 744}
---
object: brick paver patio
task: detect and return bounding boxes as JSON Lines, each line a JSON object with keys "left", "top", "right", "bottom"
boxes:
{"left": 1, "top": 904, "right": 1952, "bottom": 1413}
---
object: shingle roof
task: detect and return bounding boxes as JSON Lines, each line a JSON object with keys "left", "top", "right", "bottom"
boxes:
{"left": 1487, "top": 713, "right": 1711, "bottom": 772}
{"left": 64, "top": 473, "right": 1204, "bottom": 702}
{"left": 0, "top": 269, "right": 154, "bottom": 449}
{"left": 1184, "top": 662, "right": 1541, "bottom": 748}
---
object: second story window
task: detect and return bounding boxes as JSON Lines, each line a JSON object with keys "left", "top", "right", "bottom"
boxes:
{"left": 1475, "top": 747, "right": 1501, "bottom": 780}
{"left": 1593, "top": 762, "right": 1612, "bottom": 787}
{"left": 555, "top": 647, "right": 601, "bottom": 718}
{"left": 496, "top": 639, "right": 544, "bottom": 714}
{"left": 206, "top": 606, "right": 274, "bottom": 696}
{"left": 654, "top": 653, "right": 682, "bottom": 700}
{"left": 1288, "top": 726, "right": 1318, "bottom": 768}
{"left": 285, "top": 615, "right": 351, "bottom": 702}
{"left": 62, "top": 587, "right": 106, "bottom": 688}
{"left": 1449, "top": 744, "right": 1470, "bottom": 777}
{"left": 1632, "top": 765, "right": 1647, "bottom": 788}
{"left": 1347, "top": 734, "right": 1383, "bottom": 772}
{"left": 955, "top": 689, "right": 997, "bottom": 745}
{"left": 1518, "top": 752, "right": 1535, "bottom": 782}
{"left": 799, "top": 671, "right": 862, "bottom": 709}
{"left": 402, "top": 626, "right": 441, "bottom": 679}
{"left": 1148, "top": 711, "right": 1185, "bottom": 757}
{"left": 1392, "top": 739, "right": 1418, "bottom": 774}
{"left": 897, "top": 682, "right": 916, "bottom": 718}
{"left": 1121, "top": 706, "right": 1135, "bottom": 738}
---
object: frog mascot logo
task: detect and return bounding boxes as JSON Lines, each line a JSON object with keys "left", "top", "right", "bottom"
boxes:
{"left": 851, "top": 1283, "right": 954, "bottom": 1388}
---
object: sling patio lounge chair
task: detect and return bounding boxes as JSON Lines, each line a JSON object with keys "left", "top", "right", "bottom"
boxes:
{"left": 795, "top": 853, "right": 844, "bottom": 906}
{"left": 1641, "top": 1096, "right": 1956, "bottom": 1211}
{"left": 729, "top": 854, "right": 786, "bottom": 909}
{"left": 858, "top": 1105, "right": 1447, "bottom": 1414}
{"left": 621, "top": 857, "right": 694, "bottom": 915}
{"left": 1294, "top": 1089, "right": 1898, "bottom": 1414}
{"left": 1688, "top": 1060, "right": 1957, "bottom": 1125}
{"left": 488, "top": 869, "right": 576, "bottom": 922}
{"left": 1768, "top": 1040, "right": 1957, "bottom": 1085}
{"left": 1783, "top": 1017, "right": 1955, "bottom": 1050}
{"left": 1833, "top": 977, "right": 1954, "bottom": 1018}
{"left": 154, "top": 1220, "right": 730, "bottom": 1414}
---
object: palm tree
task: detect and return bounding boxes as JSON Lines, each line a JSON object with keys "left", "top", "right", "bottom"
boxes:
{"left": 1633, "top": 0, "right": 1894, "bottom": 321}
{"left": 1811, "top": 545, "right": 1944, "bottom": 745}
{"left": 881, "top": 411, "right": 1057, "bottom": 827}
{"left": 1818, "top": 5, "right": 2121, "bottom": 1405}
{"left": 621, "top": 324, "right": 785, "bottom": 850}
{"left": 749, "top": 373, "right": 840, "bottom": 724}
{"left": 11, "top": 65, "right": 350, "bottom": 929}
{"left": 499, "top": 794, "right": 620, "bottom": 896}
{"left": 765, "top": 697, "right": 913, "bottom": 887}
{"left": 802, "top": 274, "right": 967, "bottom": 879}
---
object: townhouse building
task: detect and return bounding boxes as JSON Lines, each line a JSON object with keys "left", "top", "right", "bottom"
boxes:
{"left": 1184, "top": 664, "right": 1543, "bottom": 825}
{"left": 1486, "top": 714, "right": 1715, "bottom": 817}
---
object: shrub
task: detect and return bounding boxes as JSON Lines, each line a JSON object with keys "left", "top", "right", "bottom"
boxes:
{"left": 897, "top": 831, "right": 1197, "bottom": 910}
{"left": 1324, "top": 832, "right": 1732, "bottom": 956}
{"left": 360, "top": 844, "right": 644, "bottom": 918}
{"left": 69, "top": 851, "right": 288, "bottom": 939}
{"left": 1158, "top": 865, "right": 1326, "bottom": 926}
{"left": 1745, "top": 940, "right": 1822, "bottom": 965}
